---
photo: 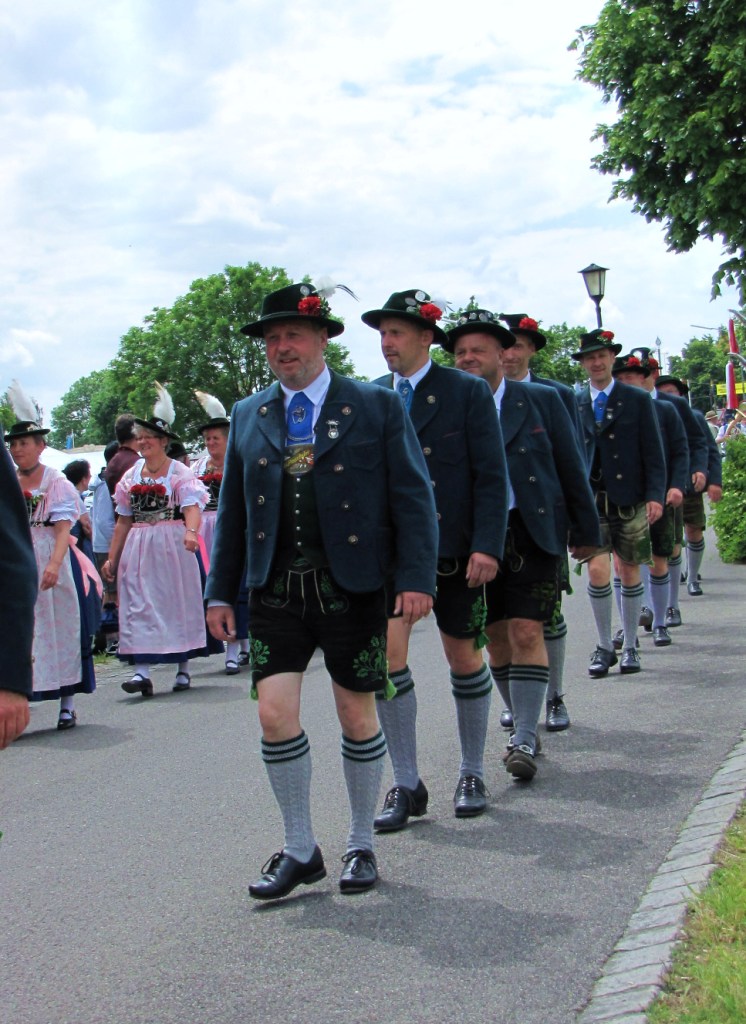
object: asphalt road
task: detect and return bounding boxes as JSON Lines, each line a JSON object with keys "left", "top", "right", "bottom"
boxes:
{"left": 3, "top": 537, "right": 745, "bottom": 1024}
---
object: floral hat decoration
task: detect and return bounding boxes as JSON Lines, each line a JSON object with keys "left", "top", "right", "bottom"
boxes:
{"left": 240, "top": 278, "right": 358, "bottom": 339}
{"left": 612, "top": 353, "right": 651, "bottom": 378}
{"left": 500, "top": 313, "right": 547, "bottom": 351}
{"left": 4, "top": 379, "right": 50, "bottom": 442}
{"left": 442, "top": 309, "right": 516, "bottom": 353}
{"left": 361, "top": 289, "right": 451, "bottom": 346}
{"left": 571, "top": 328, "right": 622, "bottom": 360}
{"left": 133, "top": 382, "right": 181, "bottom": 440}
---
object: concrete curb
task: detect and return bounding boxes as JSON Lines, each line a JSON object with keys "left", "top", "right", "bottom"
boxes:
{"left": 576, "top": 729, "right": 746, "bottom": 1023}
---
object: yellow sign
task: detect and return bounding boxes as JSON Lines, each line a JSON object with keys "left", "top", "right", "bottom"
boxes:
{"left": 716, "top": 382, "right": 746, "bottom": 395}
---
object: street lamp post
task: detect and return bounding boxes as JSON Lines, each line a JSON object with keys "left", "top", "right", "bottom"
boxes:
{"left": 579, "top": 263, "right": 608, "bottom": 328}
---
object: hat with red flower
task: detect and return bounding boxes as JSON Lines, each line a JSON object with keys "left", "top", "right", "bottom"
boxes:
{"left": 361, "top": 289, "right": 450, "bottom": 346}
{"left": 572, "top": 328, "right": 622, "bottom": 360}
{"left": 241, "top": 280, "right": 356, "bottom": 339}
{"left": 500, "top": 313, "right": 547, "bottom": 351}
{"left": 442, "top": 309, "right": 516, "bottom": 353}
{"left": 612, "top": 353, "right": 651, "bottom": 378}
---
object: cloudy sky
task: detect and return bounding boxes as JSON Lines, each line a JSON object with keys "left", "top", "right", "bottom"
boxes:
{"left": 1, "top": 0, "right": 739, "bottom": 423}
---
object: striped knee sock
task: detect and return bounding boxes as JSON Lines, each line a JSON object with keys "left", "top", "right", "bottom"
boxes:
{"left": 451, "top": 664, "right": 492, "bottom": 779}
{"left": 262, "top": 731, "right": 316, "bottom": 862}
{"left": 342, "top": 731, "right": 387, "bottom": 854}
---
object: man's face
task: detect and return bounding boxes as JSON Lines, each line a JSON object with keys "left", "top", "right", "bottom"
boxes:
{"left": 379, "top": 317, "right": 432, "bottom": 377}
{"left": 656, "top": 381, "right": 679, "bottom": 396}
{"left": 614, "top": 370, "right": 645, "bottom": 390}
{"left": 264, "top": 320, "right": 328, "bottom": 391}
{"left": 453, "top": 331, "right": 503, "bottom": 392}
{"left": 580, "top": 348, "right": 615, "bottom": 388}
{"left": 501, "top": 334, "right": 535, "bottom": 380}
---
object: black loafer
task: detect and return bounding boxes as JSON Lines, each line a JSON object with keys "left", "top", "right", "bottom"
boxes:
{"left": 237, "top": 651, "right": 250, "bottom": 667}
{"left": 588, "top": 646, "right": 618, "bottom": 677}
{"left": 374, "top": 780, "right": 428, "bottom": 831}
{"left": 620, "top": 647, "right": 641, "bottom": 673}
{"left": 505, "top": 744, "right": 537, "bottom": 781}
{"left": 687, "top": 580, "right": 703, "bottom": 596}
{"left": 639, "top": 606, "right": 654, "bottom": 631}
{"left": 612, "top": 628, "right": 624, "bottom": 651}
{"left": 57, "top": 709, "right": 77, "bottom": 731}
{"left": 453, "top": 774, "right": 487, "bottom": 817}
{"left": 499, "top": 708, "right": 514, "bottom": 729}
{"left": 665, "top": 607, "right": 682, "bottom": 628}
{"left": 122, "top": 674, "right": 154, "bottom": 697}
{"left": 653, "top": 626, "right": 672, "bottom": 647}
{"left": 248, "top": 846, "right": 326, "bottom": 900}
{"left": 546, "top": 696, "right": 570, "bottom": 731}
{"left": 339, "top": 849, "right": 378, "bottom": 893}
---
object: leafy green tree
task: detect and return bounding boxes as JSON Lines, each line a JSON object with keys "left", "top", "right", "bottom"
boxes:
{"left": 711, "top": 435, "right": 746, "bottom": 562}
{"left": 668, "top": 332, "right": 732, "bottom": 411}
{"left": 573, "top": 1, "right": 746, "bottom": 299}
{"left": 50, "top": 263, "right": 358, "bottom": 445}
{"left": 531, "top": 324, "right": 587, "bottom": 386}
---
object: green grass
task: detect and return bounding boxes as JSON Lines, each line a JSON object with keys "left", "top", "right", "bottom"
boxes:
{"left": 647, "top": 808, "right": 746, "bottom": 1024}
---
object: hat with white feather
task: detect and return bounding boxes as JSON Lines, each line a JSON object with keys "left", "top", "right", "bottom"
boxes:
{"left": 133, "top": 382, "right": 180, "bottom": 439}
{"left": 361, "top": 289, "right": 451, "bottom": 346}
{"left": 194, "top": 390, "right": 231, "bottom": 434}
{"left": 4, "top": 380, "right": 50, "bottom": 441}
{"left": 240, "top": 278, "right": 358, "bottom": 339}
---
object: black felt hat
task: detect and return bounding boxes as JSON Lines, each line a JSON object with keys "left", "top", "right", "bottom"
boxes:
{"left": 612, "top": 353, "right": 651, "bottom": 378}
{"left": 443, "top": 309, "right": 516, "bottom": 353}
{"left": 572, "top": 329, "right": 622, "bottom": 360}
{"left": 655, "top": 374, "right": 689, "bottom": 395}
{"left": 132, "top": 416, "right": 180, "bottom": 440}
{"left": 241, "top": 283, "right": 345, "bottom": 339}
{"left": 3, "top": 420, "right": 50, "bottom": 442}
{"left": 500, "top": 313, "right": 547, "bottom": 351}
{"left": 361, "top": 289, "right": 449, "bottom": 346}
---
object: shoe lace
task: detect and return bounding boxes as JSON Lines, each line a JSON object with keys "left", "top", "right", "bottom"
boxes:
{"left": 382, "top": 786, "right": 407, "bottom": 809}
{"left": 260, "top": 851, "right": 285, "bottom": 875}
{"left": 340, "top": 849, "right": 373, "bottom": 873}
{"left": 457, "top": 775, "right": 488, "bottom": 798}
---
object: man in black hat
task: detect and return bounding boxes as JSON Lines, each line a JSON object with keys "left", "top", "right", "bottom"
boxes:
{"left": 450, "top": 310, "right": 600, "bottom": 779}
{"left": 361, "top": 291, "right": 509, "bottom": 821}
{"left": 498, "top": 313, "right": 586, "bottom": 732}
{"left": 653, "top": 373, "right": 720, "bottom": 605}
{"left": 574, "top": 330, "right": 666, "bottom": 676}
{"left": 612, "top": 354, "right": 688, "bottom": 647}
{"left": 205, "top": 283, "right": 438, "bottom": 898}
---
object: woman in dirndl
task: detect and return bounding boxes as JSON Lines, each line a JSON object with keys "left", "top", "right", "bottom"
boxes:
{"left": 5, "top": 388, "right": 98, "bottom": 730}
{"left": 102, "top": 384, "right": 219, "bottom": 697}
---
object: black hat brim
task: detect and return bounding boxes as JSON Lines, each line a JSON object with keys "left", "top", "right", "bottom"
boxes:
{"left": 572, "top": 342, "right": 623, "bottom": 360}
{"left": 133, "top": 417, "right": 181, "bottom": 440}
{"left": 442, "top": 321, "right": 516, "bottom": 354}
{"left": 240, "top": 314, "right": 345, "bottom": 339}
{"left": 4, "top": 422, "right": 50, "bottom": 442}
{"left": 198, "top": 417, "right": 231, "bottom": 434}
{"left": 361, "top": 309, "right": 448, "bottom": 346}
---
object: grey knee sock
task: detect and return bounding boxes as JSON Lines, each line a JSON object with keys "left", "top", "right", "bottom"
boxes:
{"left": 451, "top": 664, "right": 492, "bottom": 779}
{"left": 342, "top": 731, "right": 387, "bottom": 854}
{"left": 668, "top": 553, "right": 682, "bottom": 609}
{"left": 376, "top": 666, "right": 419, "bottom": 790}
{"left": 613, "top": 575, "right": 622, "bottom": 617}
{"left": 588, "top": 582, "right": 614, "bottom": 651}
{"left": 509, "top": 664, "right": 549, "bottom": 751}
{"left": 639, "top": 563, "right": 651, "bottom": 606}
{"left": 262, "top": 732, "right": 316, "bottom": 863}
{"left": 489, "top": 664, "right": 512, "bottom": 711}
{"left": 544, "top": 615, "right": 567, "bottom": 701}
{"left": 620, "top": 582, "right": 644, "bottom": 649}
{"left": 687, "top": 538, "right": 705, "bottom": 581}
{"left": 649, "top": 572, "right": 670, "bottom": 629}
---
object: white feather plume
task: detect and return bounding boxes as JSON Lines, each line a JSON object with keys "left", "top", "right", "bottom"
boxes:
{"left": 428, "top": 296, "right": 453, "bottom": 317}
{"left": 153, "top": 381, "right": 176, "bottom": 425}
{"left": 314, "top": 276, "right": 359, "bottom": 301}
{"left": 7, "top": 379, "right": 40, "bottom": 423}
{"left": 194, "top": 390, "right": 227, "bottom": 419}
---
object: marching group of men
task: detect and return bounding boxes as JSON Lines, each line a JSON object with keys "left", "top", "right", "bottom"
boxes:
{"left": 202, "top": 282, "right": 722, "bottom": 900}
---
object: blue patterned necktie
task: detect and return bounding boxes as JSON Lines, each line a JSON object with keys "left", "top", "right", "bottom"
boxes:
{"left": 593, "top": 390, "right": 608, "bottom": 424}
{"left": 286, "top": 391, "right": 314, "bottom": 444}
{"left": 397, "top": 378, "right": 414, "bottom": 413}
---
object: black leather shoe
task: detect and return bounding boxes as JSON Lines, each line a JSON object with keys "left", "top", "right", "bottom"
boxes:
{"left": 588, "top": 646, "right": 618, "bottom": 677}
{"left": 546, "top": 696, "right": 570, "bottom": 731}
{"left": 687, "top": 580, "right": 703, "bottom": 596}
{"left": 499, "top": 708, "right": 514, "bottom": 729}
{"left": 612, "top": 628, "right": 624, "bottom": 651}
{"left": 502, "top": 731, "right": 542, "bottom": 763}
{"left": 620, "top": 647, "right": 641, "bottom": 673}
{"left": 653, "top": 626, "right": 672, "bottom": 647}
{"left": 374, "top": 780, "right": 428, "bottom": 832}
{"left": 237, "top": 651, "right": 250, "bottom": 666}
{"left": 665, "top": 607, "right": 682, "bottom": 627}
{"left": 248, "top": 846, "right": 326, "bottom": 900}
{"left": 339, "top": 849, "right": 378, "bottom": 893}
{"left": 57, "top": 709, "right": 77, "bottom": 730}
{"left": 122, "top": 674, "right": 154, "bottom": 697}
{"left": 505, "top": 744, "right": 537, "bottom": 781}
{"left": 639, "top": 606, "right": 654, "bottom": 631}
{"left": 453, "top": 775, "right": 487, "bottom": 817}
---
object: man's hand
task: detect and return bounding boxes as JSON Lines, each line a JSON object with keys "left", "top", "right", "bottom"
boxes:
{"left": 569, "top": 545, "right": 599, "bottom": 562}
{"left": 0, "top": 690, "right": 30, "bottom": 749}
{"left": 707, "top": 484, "right": 723, "bottom": 503}
{"left": 646, "top": 501, "right": 664, "bottom": 524}
{"left": 666, "top": 487, "right": 684, "bottom": 508}
{"left": 692, "top": 471, "right": 706, "bottom": 493}
{"left": 206, "top": 605, "right": 237, "bottom": 642}
{"left": 393, "top": 592, "right": 433, "bottom": 626}
{"left": 465, "top": 552, "right": 498, "bottom": 588}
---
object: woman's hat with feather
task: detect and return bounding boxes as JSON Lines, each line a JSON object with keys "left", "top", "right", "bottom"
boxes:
{"left": 133, "top": 382, "right": 180, "bottom": 439}
{"left": 194, "top": 390, "right": 230, "bottom": 435}
{"left": 4, "top": 380, "right": 50, "bottom": 442}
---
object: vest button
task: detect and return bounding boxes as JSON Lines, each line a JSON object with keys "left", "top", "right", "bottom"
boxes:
{"left": 348, "top": 534, "right": 359, "bottom": 544}
{"left": 616, "top": 473, "right": 623, "bottom": 479}
{"left": 296, "top": 526, "right": 301, "bottom": 531}
{"left": 427, "top": 395, "right": 436, "bottom": 404}
{"left": 258, "top": 458, "right": 268, "bottom": 466}
{"left": 529, "top": 476, "right": 536, "bottom": 482}
{"left": 436, "top": 512, "right": 441, "bottom": 520}
{"left": 256, "top": 531, "right": 265, "bottom": 540}
{"left": 422, "top": 447, "right": 432, "bottom": 456}
{"left": 259, "top": 406, "right": 268, "bottom": 416}
{"left": 257, "top": 495, "right": 265, "bottom": 505}
{"left": 538, "top": 507, "right": 546, "bottom": 514}
{"left": 342, "top": 406, "right": 352, "bottom": 415}
{"left": 518, "top": 447, "right": 527, "bottom": 454}
{"left": 608, "top": 433, "right": 615, "bottom": 439}
{"left": 341, "top": 501, "right": 350, "bottom": 510}
{"left": 334, "top": 464, "right": 344, "bottom": 472}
